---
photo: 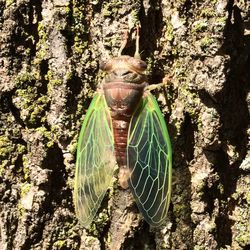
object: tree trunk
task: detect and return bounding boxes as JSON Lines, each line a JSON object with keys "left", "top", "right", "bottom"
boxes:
{"left": 0, "top": 0, "right": 249, "bottom": 249}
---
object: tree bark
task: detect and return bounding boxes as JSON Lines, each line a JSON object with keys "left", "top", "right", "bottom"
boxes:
{"left": 0, "top": 0, "right": 249, "bottom": 249}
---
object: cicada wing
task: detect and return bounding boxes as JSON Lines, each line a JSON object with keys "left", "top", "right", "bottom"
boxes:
{"left": 127, "top": 93, "right": 172, "bottom": 227}
{"left": 74, "top": 93, "right": 116, "bottom": 227}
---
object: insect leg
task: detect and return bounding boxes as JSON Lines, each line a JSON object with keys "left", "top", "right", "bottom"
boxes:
{"left": 118, "top": 23, "right": 141, "bottom": 58}
{"left": 134, "top": 23, "right": 141, "bottom": 59}
{"left": 144, "top": 76, "right": 174, "bottom": 93}
{"left": 118, "top": 30, "right": 129, "bottom": 56}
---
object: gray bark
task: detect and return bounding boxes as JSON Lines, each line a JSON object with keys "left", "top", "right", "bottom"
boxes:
{"left": 0, "top": 0, "right": 249, "bottom": 249}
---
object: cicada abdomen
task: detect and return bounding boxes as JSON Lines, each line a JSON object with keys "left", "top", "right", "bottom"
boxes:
{"left": 74, "top": 28, "right": 172, "bottom": 228}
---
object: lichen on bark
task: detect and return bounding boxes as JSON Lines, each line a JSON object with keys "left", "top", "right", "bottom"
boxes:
{"left": 0, "top": 0, "right": 249, "bottom": 249}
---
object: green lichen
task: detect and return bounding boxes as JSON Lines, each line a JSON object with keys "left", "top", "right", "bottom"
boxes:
{"left": 0, "top": 133, "right": 28, "bottom": 175}
{"left": 102, "top": 0, "right": 123, "bottom": 17}
{"left": 35, "top": 22, "right": 49, "bottom": 62}
{"left": 213, "top": 16, "right": 227, "bottom": 32}
{"left": 235, "top": 221, "right": 250, "bottom": 247}
{"left": 165, "top": 23, "right": 174, "bottom": 41}
{"left": 96, "top": 210, "right": 109, "bottom": 225}
{"left": 106, "top": 232, "right": 112, "bottom": 244}
{"left": 88, "top": 208, "right": 110, "bottom": 237}
{"left": 201, "top": 8, "right": 215, "bottom": 18}
{"left": 17, "top": 144, "right": 26, "bottom": 154}
{"left": 0, "top": 135, "right": 15, "bottom": 159}
{"left": 217, "top": 183, "right": 224, "bottom": 195}
{"left": 50, "top": 220, "right": 79, "bottom": 249}
{"left": 38, "top": 22, "right": 47, "bottom": 41}
{"left": 36, "top": 127, "right": 54, "bottom": 148}
{"left": 173, "top": 203, "right": 188, "bottom": 221}
{"left": 49, "top": 125, "right": 61, "bottom": 143}
{"left": 180, "top": 87, "right": 200, "bottom": 120}
{"left": 236, "top": 233, "right": 250, "bottom": 247}
{"left": 76, "top": 103, "right": 86, "bottom": 118}
{"left": 46, "top": 70, "right": 63, "bottom": 89}
{"left": 172, "top": 60, "right": 187, "bottom": 80}
{"left": 15, "top": 70, "right": 40, "bottom": 87}
{"left": 194, "top": 246, "right": 203, "bottom": 250}
{"left": 65, "top": 71, "right": 73, "bottom": 81}
{"left": 245, "top": 192, "right": 250, "bottom": 205}
{"left": 15, "top": 86, "right": 48, "bottom": 126}
{"left": 29, "top": 96, "right": 49, "bottom": 124}
{"left": 20, "top": 182, "right": 32, "bottom": 198}
{"left": 15, "top": 88, "right": 34, "bottom": 109}
{"left": 200, "top": 36, "right": 214, "bottom": 49}
{"left": 103, "top": 6, "right": 112, "bottom": 17}
{"left": 192, "top": 21, "right": 208, "bottom": 33}
{"left": 71, "top": 4, "right": 89, "bottom": 56}
{"left": 69, "top": 139, "right": 78, "bottom": 155}
{"left": 196, "top": 114, "right": 203, "bottom": 132}
{"left": 129, "top": 9, "right": 140, "bottom": 27}
{"left": 6, "top": 0, "right": 15, "bottom": 7}
{"left": 22, "top": 155, "right": 30, "bottom": 180}
{"left": 53, "top": 240, "right": 67, "bottom": 248}
{"left": 232, "top": 191, "right": 240, "bottom": 201}
{"left": 17, "top": 202, "right": 26, "bottom": 217}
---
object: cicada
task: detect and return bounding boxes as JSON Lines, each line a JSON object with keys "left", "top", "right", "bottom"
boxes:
{"left": 74, "top": 27, "right": 172, "bottom": 228}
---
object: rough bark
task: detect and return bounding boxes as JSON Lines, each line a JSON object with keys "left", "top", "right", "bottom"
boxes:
{"left": 0, "top": 0, "right": 249, "bottom": 249}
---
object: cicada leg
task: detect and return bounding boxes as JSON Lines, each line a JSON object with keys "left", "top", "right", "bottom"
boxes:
{"left": 134, "top": 23, "right": 141, "bottom": 59}
{"left": 118, "top": 30, "right": 129, "bottom": 56}
{"left": 118, "top": 22, "right": 142, "bottom": 58}
{"left": 144, "top": 76, "right": 175, "bottom": 93}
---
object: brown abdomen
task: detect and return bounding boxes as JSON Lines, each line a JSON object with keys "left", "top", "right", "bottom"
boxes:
{"left": 112, "top": 119, "right": 129, "bottom": 167}
{"left": 103, "top": 82, "right": 145, "bottom": 187}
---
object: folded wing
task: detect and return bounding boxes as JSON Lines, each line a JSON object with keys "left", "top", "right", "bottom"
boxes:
{"left": 127, "top": 93, "right": 172, "bottom": 227}
{"left": 74, "top": 93, "right": 116, "bottom": 227}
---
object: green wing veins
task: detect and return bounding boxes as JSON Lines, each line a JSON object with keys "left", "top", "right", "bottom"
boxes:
{"left": 127, "top": 93, "right": 172, "bottom": 227}
{"left": 74, "top": 93, "right": 116, "bottom": 227}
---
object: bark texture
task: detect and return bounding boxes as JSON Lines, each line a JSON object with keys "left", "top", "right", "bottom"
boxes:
{"left": 0, "top": 0, "right": 249, "bottom": 249}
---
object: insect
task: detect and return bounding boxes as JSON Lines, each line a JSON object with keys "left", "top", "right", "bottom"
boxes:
{"left": 74, "top": 26, "right": 172, "bottom": 227}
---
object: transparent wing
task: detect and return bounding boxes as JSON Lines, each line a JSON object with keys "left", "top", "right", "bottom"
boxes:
{"left": 74, "top": 93, "right": 116, "bottom": 227}
{"left": 127, "top": 93, "right": 172, "bottom": 227}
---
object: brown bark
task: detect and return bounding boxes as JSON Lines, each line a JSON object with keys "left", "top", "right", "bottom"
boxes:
{"left": 0, "top": 0, "right": 249, "bottom": 249}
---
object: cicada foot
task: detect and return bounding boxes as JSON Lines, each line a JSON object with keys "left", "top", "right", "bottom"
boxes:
{"left": 144, "top": 75, "right": 175, "bottom": 92}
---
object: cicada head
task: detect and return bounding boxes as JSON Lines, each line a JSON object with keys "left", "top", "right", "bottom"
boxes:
{"left": 100, "top": 56, "right": 147, "bottom": 84}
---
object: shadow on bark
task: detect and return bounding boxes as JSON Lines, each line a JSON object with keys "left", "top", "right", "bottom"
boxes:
{"left": 198, "top": 2, "right": 250, "bottom": 248}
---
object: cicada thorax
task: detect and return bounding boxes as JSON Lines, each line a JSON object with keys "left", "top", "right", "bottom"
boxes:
{"left": 101, "top": 55, "right": 147, "bottom": 188}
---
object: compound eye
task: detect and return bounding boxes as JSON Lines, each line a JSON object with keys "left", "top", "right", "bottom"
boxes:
{"left": 130, "top": 58, "right": 147, "bottom": 71}
{"left": 99, "top": 60, "right": 112, "bottom": 71}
